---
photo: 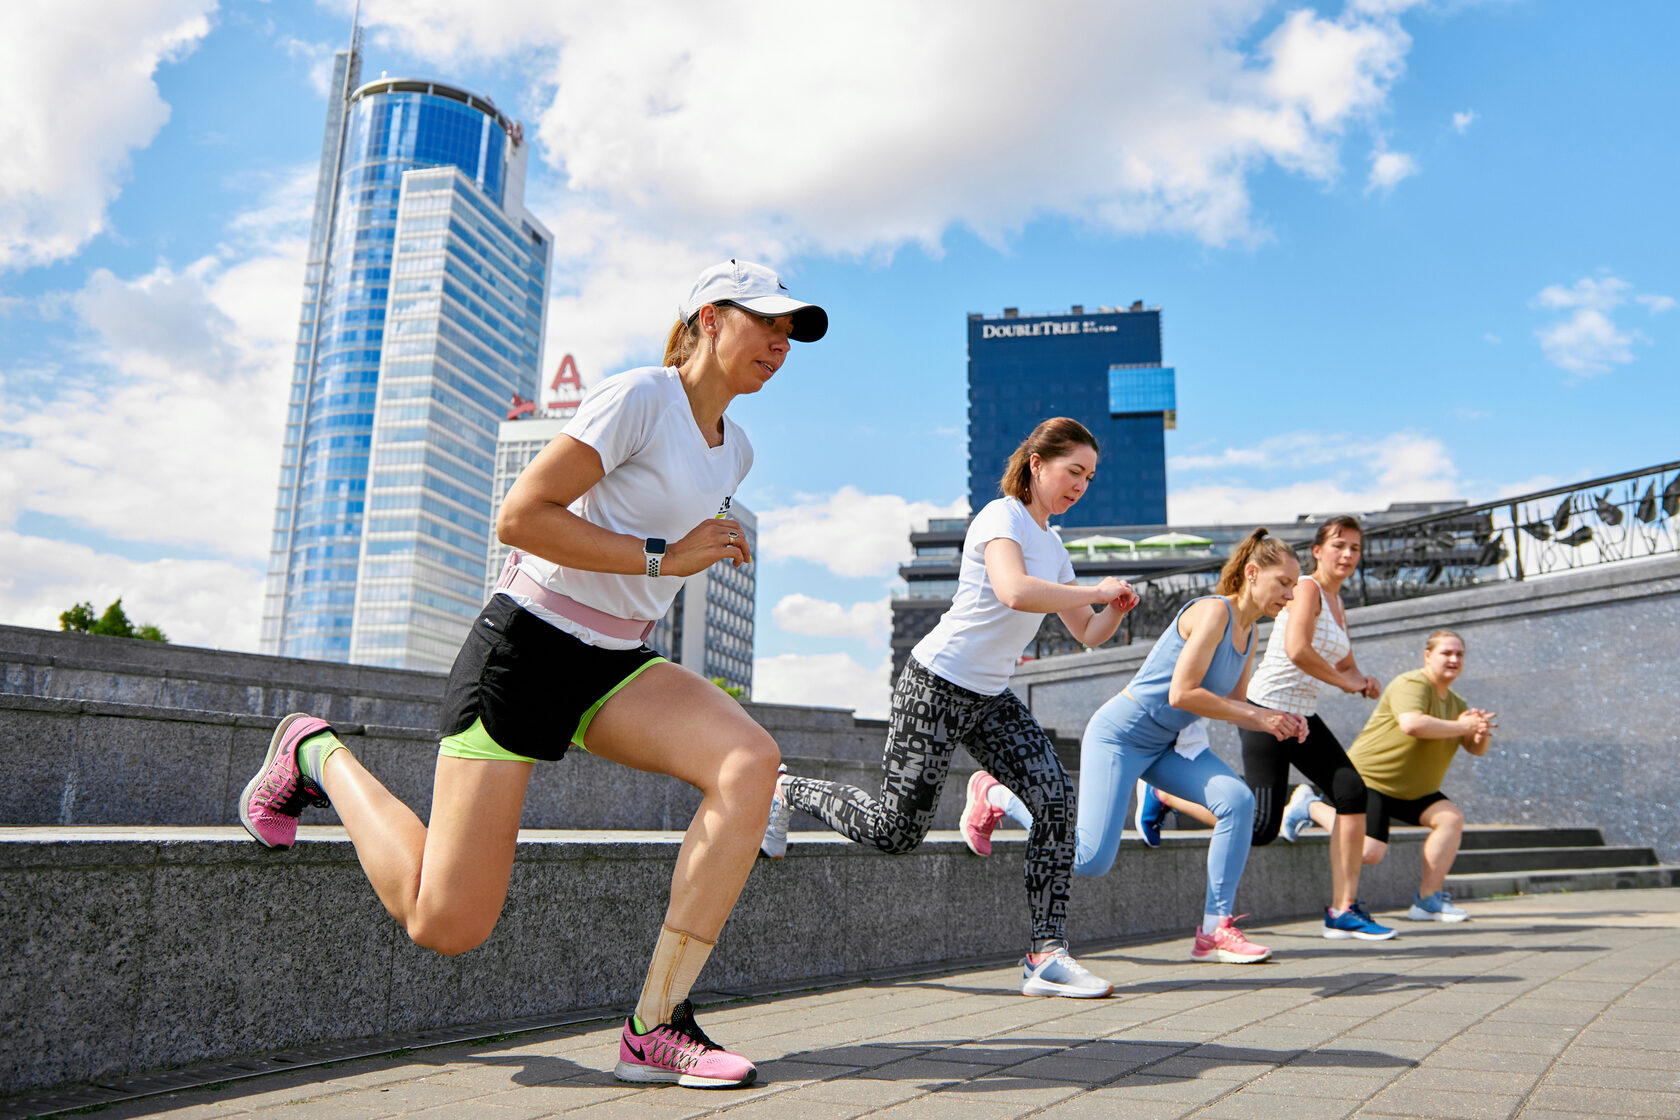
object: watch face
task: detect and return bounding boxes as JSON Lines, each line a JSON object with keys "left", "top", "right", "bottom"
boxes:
{"left": 644, "top": 537, "right": 667, "bottom": 555}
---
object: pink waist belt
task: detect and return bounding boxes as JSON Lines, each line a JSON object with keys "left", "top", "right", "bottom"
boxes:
{"left": 495, "top": 549, "right": 657, "bottom": 643}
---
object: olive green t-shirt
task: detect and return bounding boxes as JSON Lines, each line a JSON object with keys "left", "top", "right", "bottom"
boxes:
{"left": 1347, "top": 669, "right": 1468, "bottom": 799}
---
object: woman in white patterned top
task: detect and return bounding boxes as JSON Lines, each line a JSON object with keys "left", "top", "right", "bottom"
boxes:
{"left": 1144, "top": 516, "right": 1398, "bottom": 940}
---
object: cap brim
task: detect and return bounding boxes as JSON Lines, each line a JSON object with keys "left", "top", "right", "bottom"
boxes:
{"left": 731, "top": 296, "right": 829, "bottom": 343}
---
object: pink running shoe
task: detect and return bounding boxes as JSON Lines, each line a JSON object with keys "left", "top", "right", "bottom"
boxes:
{"left": 614, "top": 999, "right": 757, "bottom": 1088}
{"left": 961, "top": 770, "right": 1005, "bottom": 856}
{"left": 239, "top": 713, "right": 334, "bottom": 850}
{"left": 1191, "top": 915, "right": 1273, "bottom": 964}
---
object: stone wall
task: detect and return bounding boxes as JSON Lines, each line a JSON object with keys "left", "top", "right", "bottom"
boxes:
{"left": 1012, "top": 554, "right": 1680, "bottom": 860}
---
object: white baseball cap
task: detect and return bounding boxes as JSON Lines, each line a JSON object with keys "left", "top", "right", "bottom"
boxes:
{"left": 680, "top": 259, "right": 828, "bottom": 342}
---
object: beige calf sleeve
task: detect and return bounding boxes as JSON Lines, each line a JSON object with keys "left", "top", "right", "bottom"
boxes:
{"left": 633, "top": 924, "right": 716, "bottom": 1028}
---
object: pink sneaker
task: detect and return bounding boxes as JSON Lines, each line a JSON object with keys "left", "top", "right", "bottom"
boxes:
{"left": 1191, "top": 916, "right": 1272, "bottom": 964}
{"left": 614, "top": 999, "right": 757, "bottom": 1088}
{"left": 961, "top": 770, "right": 1005, "bottom": 856}
{"left": 238, "top": 713, "right": 333, "bottom": 850}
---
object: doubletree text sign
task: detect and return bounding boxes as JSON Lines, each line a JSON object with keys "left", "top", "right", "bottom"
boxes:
{"left": 980, "top": 319, "right": 1119, "bottom": 339}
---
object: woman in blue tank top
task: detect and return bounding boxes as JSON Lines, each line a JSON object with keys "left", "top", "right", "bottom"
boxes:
{"left": 992, "top": 528, "right": 1308, "bottom": 964}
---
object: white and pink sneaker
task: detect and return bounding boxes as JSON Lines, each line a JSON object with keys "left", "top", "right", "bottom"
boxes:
{"left": 961, "top": 770, "right": 1005, "bottom": 856}
{"left": 1190, "top": 916, "right": 1272, "bottom": 964}
{"left": 614, "top": 999, "right": 757, "bottom": 1088}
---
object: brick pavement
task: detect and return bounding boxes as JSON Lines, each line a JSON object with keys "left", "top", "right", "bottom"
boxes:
{"left": 21, "top": 889, "right": 1680, "bottom": 1119}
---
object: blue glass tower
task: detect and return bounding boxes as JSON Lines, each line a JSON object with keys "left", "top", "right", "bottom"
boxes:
{"left": 261, "top": 45, "right": 551, "bottom": 669}
{"left": 967, "top": 305, "right": 1175, "bottom": 529}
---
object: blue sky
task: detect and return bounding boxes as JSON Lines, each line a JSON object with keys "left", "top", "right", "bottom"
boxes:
{"left": 1, "top": 0, "right": 1675, "bottom": 716}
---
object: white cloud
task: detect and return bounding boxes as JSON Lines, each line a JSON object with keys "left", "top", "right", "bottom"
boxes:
{"left": 772, "top": 594, "right": 891, "bottom": 642}
{"left": 0, "top": 0, "right": 215, "bottom": 271}
{"left": 1533, "top": 274, "right": 1669, "bottom": 377}
{"left": 758, "top": 487, "right": 968, "bottom": 579}
{"left": 0, "top": 530, "right": 264, "bottom": 650}
{"left": 355, "top": 0, "right": 1421, "bottom": 372}
{"left": 0, "top": 175, "right": 308, "bottom": 645}
{"left": 1168, "top": 430, "right": 1461, "bottom": 523}
{"left": 754, "top": 651, "right": 893, "bottom": 720}
{"left": 1366, "top": 147, "right": 1418, "bottom": 192}
{"left": 1452, "top": 110, "right": 1477, "bottom": 133}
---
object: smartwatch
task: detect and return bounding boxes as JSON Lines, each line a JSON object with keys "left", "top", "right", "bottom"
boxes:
{"left": 643, "top": 537, "right": 667, "bottom": 578}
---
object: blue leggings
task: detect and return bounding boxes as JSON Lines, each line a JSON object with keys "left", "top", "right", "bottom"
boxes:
{"left": 1002, "top": 703, "right": 1255, "bottom": 916}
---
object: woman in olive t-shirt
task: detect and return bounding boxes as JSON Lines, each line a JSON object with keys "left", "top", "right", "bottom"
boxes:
{"left": 1304, "top": 629, "right": 1496, "bottom": 922}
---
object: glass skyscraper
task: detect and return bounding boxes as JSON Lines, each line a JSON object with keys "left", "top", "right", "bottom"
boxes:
{"left": 967, "top": 304, "right": 1174, "bottom": 529}
{"left": 260, "top": 40, "right": 552, "bottom": 671}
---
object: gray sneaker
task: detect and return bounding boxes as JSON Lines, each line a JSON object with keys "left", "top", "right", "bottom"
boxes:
{"left": 760, "top": 765, "right": 791, "bottom": 859}
{"left": 1020, "top": 945, "right": 1113, "bottom": 998}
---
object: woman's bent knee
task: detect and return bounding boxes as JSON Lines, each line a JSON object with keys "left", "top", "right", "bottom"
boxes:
{"left": 408, "top": 912, "right": 495, "bottom": 957}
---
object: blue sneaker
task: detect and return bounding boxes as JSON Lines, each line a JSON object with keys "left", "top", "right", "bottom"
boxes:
{"left": 1323, "top": 901, "right": 1397, "bottom": 941}
{"left": 1280, "top": 783, "right": 1317, "bottom": 843}
{"left": 1020, "top": 944, "right": 1112, "bottom": 998}
{"left": 1407, "top": 890, "right": 1469, "bottom": 922}
{"left": 1133, "top": 780, "right": 1165, "bottom": 848}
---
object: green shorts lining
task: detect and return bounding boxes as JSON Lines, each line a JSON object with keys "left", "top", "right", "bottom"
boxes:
{"left": 436, "top": 655, "right": 667, "bottom": 762}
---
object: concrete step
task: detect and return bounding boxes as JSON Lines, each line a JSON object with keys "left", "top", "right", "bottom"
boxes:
{"left": 1454, "top": 824, "right": 1606, "bottom": 851}
{"left": 1, "top": 623, "right": 933, "bottom": 767}
{"left": 0, "top": 694, "right": 1009, "bottom": 832}
{"left": 1451, "top": 845, "right": 1659, "bottom": 874}
{"left": 0, "top": 822, "right": 1431, "bottom": 1096}
{"left": 1445, "top": 864, "right": 1680, "bottom": 899}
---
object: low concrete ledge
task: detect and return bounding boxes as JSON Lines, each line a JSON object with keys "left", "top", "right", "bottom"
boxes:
{"left": 0, "top": 695, "right": 1063, "bottom": 832}
{"left": 1, "top": 824, "right": 1425, "bottom": 1094}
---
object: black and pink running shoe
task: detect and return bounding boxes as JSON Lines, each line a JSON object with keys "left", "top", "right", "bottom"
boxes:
{"left": 238, "top": 713, "right": 333, "bottom": 849}
{"left": 614, "top": 999, "right": 757, "bottom": 1088}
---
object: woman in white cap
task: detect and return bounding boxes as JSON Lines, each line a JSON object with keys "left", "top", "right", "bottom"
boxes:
{"left": 238, "top": 259, "right": 826, "bottom": 1090}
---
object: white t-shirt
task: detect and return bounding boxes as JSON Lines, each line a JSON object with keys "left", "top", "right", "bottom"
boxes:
{"left": 911, "top": 497, "right": 1076, "bottom": 696}
{"left": 507, "top": 366, "right": 752, "bottom": 649}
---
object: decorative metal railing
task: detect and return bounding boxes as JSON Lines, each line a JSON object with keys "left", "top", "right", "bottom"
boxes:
{"left": 1026, "top": 459, "right": 1679, "bottom": 657}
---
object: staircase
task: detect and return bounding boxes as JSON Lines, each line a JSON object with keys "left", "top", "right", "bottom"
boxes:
{"left": 1446, "top": 824, "right": 1680, "bottom": 899}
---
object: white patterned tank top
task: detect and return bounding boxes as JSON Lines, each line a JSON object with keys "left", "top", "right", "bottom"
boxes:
{"left": 1246, "top": 575, "right": 1350, "bottom": 716}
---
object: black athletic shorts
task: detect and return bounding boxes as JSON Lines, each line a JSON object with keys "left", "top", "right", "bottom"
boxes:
{"left": 1365, "top": 788, "right": 1450, "bottom": 843}
{"left": 438, "top": 593, "right": 665, "bottom": 762}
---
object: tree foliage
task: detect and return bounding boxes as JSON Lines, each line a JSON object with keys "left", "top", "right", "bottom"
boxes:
{"left": 59, "top": 598, "right": 168, "bottom": 643}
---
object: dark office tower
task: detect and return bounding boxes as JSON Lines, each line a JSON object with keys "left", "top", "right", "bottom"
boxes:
{"left": 260, "top": 31, "right": 552, "bottom": 669}
{"left": 967, "top": 305, "right": 1175, "bottom": 529}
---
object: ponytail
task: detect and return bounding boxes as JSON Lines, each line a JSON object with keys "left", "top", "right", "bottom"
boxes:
{"left": 1216, "top": 527, "right": 1296, "bottom": 594}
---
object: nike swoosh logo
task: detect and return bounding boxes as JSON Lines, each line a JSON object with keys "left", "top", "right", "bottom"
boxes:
{"left": 626, "top": 1040, "right": 647, "bottom": 1061}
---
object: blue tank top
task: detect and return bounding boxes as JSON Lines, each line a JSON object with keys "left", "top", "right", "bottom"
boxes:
{"left": 1115, "top": 596, "right": 1252, "bottom": 746}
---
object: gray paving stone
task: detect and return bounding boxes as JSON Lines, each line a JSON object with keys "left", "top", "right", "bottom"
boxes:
{"left": 1524, "top": 1084, "right": 1680, "bottom": 1116}
{"left": 1193, "top": 1092, "right": 1362, "bottom": 1119}
{"left": 1360, "top": 1086, "right": 1525, "bottom": 1119}
{"left": 1544, "top": 1062, "right": 1680, "bottom": 1092}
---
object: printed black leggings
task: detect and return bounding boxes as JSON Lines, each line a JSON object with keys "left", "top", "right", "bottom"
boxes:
{"left": 781, "top": 657, "right": 1073, "bottom": 943}
{"left": 1239, "top": 711, "right": 1367, "bottom": 846}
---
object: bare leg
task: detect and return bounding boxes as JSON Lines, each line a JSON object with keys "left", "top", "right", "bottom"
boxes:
{"left": 1306, "top": 800, "right": 1336, "bottom": 831}
{"left": 1328, "top": 811, "right": 1367, "bottom": 912}
{"left": 320, "top": 750, "right": 533, "bottom": 955}
{"left": 1154, "top": 788, "right": 1217, "bottom": 828}
{"left": 1416, "top": 799, "right": 1465, "bottom": 897}
{"left": 584, "top": 663, "right": 779, "bottom": 939}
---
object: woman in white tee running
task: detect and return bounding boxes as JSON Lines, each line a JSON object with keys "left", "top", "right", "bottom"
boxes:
{"left": 239, "top": 260, "right": 825, "bottom": 1089}
{"left": 762, "top": 417, "right": 1138, "bottom": 999}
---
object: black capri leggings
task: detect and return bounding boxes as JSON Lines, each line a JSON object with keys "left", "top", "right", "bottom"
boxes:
{"left": 1239, "top": 711, "right": 1366, "bottom": 846}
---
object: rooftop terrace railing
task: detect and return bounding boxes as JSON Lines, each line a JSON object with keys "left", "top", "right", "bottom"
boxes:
{"left": 1029, "top": 459, "right": 1680, "bottom": 654}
